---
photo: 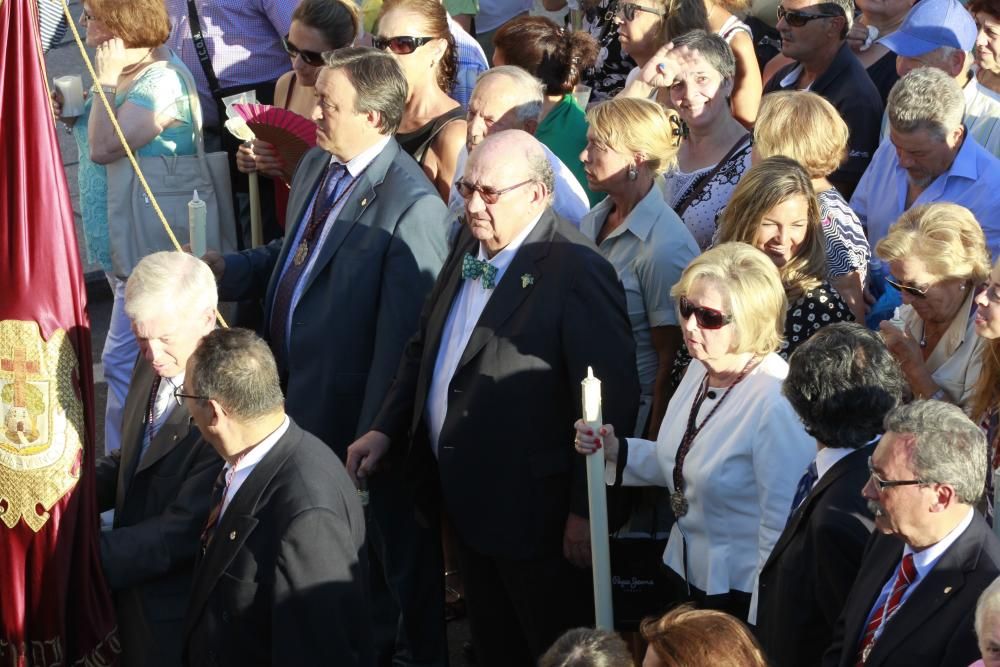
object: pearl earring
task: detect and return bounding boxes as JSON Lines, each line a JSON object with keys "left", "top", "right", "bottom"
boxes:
{"left": 627, "top": 164, "right": 638, "bottom": 181}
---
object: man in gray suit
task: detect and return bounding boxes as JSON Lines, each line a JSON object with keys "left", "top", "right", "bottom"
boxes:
{"left": 204, "top": 47, "right": 451, "bottom": 667}
{"left": 95, "top": 251, "right": 223, "bottom": 667}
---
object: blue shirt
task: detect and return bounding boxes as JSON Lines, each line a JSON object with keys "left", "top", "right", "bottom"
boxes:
{"left": 851, "top": 130, "right": 1000, "bottom": 266}
{"left": 448, "top": 14, "right": 488, "bottom": 110}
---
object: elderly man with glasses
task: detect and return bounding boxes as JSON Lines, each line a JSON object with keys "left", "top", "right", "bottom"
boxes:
{"left": 93, "top": 250, "right": 223, "bottom": 667}
{"left": 763, "top": 0, "right": 883, "bottom": 199}
{"left": 822, "top": 400, "right": 1000, "bottom": 667}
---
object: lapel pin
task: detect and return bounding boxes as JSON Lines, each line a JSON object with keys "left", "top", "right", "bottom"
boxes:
{"left": 361, "top": 198, "right": 368, "bottom": 207}
{"left": 944, "top": 586, "right": 953, "bottom": 594}
{"left": 521, "top": 273, "right": 535, "bottom": 289}
{"left": 229, "top": 531, "right": 237, "bottom": 540}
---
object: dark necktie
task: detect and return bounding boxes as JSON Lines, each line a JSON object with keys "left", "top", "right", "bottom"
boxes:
{"left": 145, "top": 375, "right": 162, "bottom": 441}
{"left": 268, "top": 162, "right": 348, "bottom": 363}
{"left": 855, "top": 554, "right": 917, "bottom": 665}
{"left": 199, "top": 465, "right": 228, "bottom": 555}
{"left": 789, "top": 460, "right": 818, "bottom": 516}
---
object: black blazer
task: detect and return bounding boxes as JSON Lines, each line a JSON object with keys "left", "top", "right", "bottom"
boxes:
{"left": 822, "top": 512, "right": 1000, "bottom": 667}
{"left": 373, "top": 211, "right": 639, "bottom": 560}
{"left": 94, "top": 360, "right": 223, "bottom": 667}
{"left": 756, "top": 445, "right": 875, "bottom": 667}
{"left": 182, "top": 419, "right": 372, "bottom": 667}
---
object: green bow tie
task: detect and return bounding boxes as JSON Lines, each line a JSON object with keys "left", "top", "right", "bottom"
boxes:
{"left": 462, "top": 253, "right": 498, "bottom": 289}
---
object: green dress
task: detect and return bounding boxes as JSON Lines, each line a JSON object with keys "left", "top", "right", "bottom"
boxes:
{"left": 535, "top": 94, "right": 603, "bottom": 206}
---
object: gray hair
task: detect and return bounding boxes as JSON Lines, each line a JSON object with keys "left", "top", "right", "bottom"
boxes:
{"left": 976, "top": 576, "right": 1000, "bottom": 642}
{"left": 323, "top": 46, "right": 408, "bottom": 135}
{"left": 888, "top": 67, "right": 965, "bottom": 140}
{"left": 884, "top": 400, "right": 987, "bottom": 505}
{"left": 670, "top": 30, "right": 736, "bottom": 82}
{"left": 784, "top": 323, "right": 904, "bottom": 449}
{"left": 475, "top": 66, "right": 545, "bottom": 125}
{"left": 124, "top": 251, "right": 218, "bottom": 325}
{"left": 539, "top": 628, "right": 632, "bottom": 667}
{"left": 189, "top": 328, "right": 284, "bottom": 421}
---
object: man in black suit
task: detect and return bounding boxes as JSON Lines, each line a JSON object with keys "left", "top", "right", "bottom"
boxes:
{"left": 181, "top": 328, "right": 371, "bottom": 667}
{"left": 347, "top": 130, "right": 639, "bottom": 666}
{"left": 823, "top": 400, "right": 1000, "bottom": 667}
{"left": 203, "top": 47, "right": 451, "bottom": 666}
{"left": 95, "top": 251, "right": 223, "bottom": 667}
{"left": 756, "top": 323, "right": 904, "bottom": 666}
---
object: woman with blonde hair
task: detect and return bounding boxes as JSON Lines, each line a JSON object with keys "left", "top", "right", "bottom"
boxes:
{"left": 876, "top": 203, "right": 991, "bottom": 411}
{"left": 718, "top": 155, "right": 852, "bottom": 358}
{"left": 752, "top": 90, "right": 870, "bottom": 321}
{"left": 580, "top": 97, "right": 699, "bottom": 437}
{"left": 574, "top": 243, "right": 814, "bottom": 620}
{"left": 641, "top": 604, "right": 768, "bottom": 667}
{"left": 375, "top": 0, "right": 466, "bottom": 200}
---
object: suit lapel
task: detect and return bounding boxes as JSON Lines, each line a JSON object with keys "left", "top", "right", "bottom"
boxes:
{"left": 119, "top": 361, "right": 156, "bottom": 504}
{"left": 840, "top": 536, "right": 904, "bottom": 665}
{"left": 134, "top": 403, "right": 195, "bottom": 475}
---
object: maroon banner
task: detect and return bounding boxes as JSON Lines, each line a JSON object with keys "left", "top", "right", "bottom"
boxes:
{"left": 0, "top": 0, "right": 120, "bottom": 665}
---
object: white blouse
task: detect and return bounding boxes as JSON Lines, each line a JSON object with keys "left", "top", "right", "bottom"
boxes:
{"left": 610, "top": 353, "right": 814, "bottom": 610}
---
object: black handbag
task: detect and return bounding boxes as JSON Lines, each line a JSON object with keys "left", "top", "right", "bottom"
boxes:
{"left": 609, "top": 495, "right": 675, "bottom": 631}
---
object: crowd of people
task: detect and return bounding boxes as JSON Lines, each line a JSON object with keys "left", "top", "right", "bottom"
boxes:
{"left": 40, "top": 0, "right": 1000, "bottom": 663}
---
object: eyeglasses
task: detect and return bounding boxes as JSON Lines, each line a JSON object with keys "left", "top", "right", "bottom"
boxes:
{"left": 776, "top": 5, "right": 841, "bottom": 27}
{"left": 886, "top": 276, "right": 931, "bottom": 299}
{"left": 612, "top": 2, "right": 666, "bottom": 21}
{"left": 455, "top": 179, "right": 535, "bottom": 204}
{"left": 81, "top": 9, "right": 97, "bottom": 20}
{"left": 678, "top": 296, "right": 733, "bottom": 330}
{"left": 867, "top": 456, "right": 926, "bottom": 492}
{"left": 282, "top": 35, "right": 327, "bottom": 67}
{"left": 373, "top": 35, "right": 435, "bottom": 55}
{"left": 173, "top": 384, "right": 209, "bottom": 407}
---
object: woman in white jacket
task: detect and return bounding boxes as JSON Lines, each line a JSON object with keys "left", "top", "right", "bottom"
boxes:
{"left": 575, "top": 242, "right": 814, "bottom": 622}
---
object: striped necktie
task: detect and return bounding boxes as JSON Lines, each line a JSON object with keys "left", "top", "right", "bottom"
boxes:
{"left": 855, "top": 553, "right": 917, "bottom": 665}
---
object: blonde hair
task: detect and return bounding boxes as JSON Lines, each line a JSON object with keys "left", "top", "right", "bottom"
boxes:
{"left": 671, "top": 242, "right": 786, "bottom": 356}
{"left": 753, "top": 91, "right": 848, "bottom": 179}
{"left": 717, "top": 156, "right": 826, "bottom": 301}
{"left": 641, "top": 604, "right": 768, "bottom": 667}
{"left": 586, "top": 98, "right": 681, "bottom": 175}
{"left": 875, "top": 203, "right": 991, "bottom": 284}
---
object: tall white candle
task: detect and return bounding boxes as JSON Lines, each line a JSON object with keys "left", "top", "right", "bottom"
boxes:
{"left": 582, "top": 366, "right": 614, "bottom": 630}
{"left": 53, "top": 75, "right": 84, "bottom": 117}
{"left": 188, "top": 189, "right": 207, "bottom": 257}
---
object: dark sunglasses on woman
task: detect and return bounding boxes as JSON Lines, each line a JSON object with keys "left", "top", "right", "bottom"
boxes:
{"left": 282, "top": 35, "right": 327, "bottom": 67}
{"left": 776, "top": 4, "right": 842, "bottom": 27}
{"left": 373, "top": 35, "right": 434, "bottom": 54}
{"left": 679, "top": 296, "right": 733, "bottom": 329}
{"left": 612, "top": 2, "right": 666, "bottom": 22}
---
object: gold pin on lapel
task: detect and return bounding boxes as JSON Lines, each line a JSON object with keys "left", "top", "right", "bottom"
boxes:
{"left": 944, "top": 586, "right": 953, "bottom": 594}
{"left": 361, "top": 198, "right": 368, "bottom": 206}
{"left": 229, "top": 531, "right": 237, "bottom": 540}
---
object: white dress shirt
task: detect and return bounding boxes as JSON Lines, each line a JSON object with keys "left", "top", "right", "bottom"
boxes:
{"left": 218, "top": 415, "right": 290, "bottom": 518}
{"left": 425, "top": 214, "right": 542, "bottom": 454}
{"left": 815, "top": 446, "right": 856, "bottom": 484}
{"left": 141, "top": 373, "right": 183, "bottom": 458}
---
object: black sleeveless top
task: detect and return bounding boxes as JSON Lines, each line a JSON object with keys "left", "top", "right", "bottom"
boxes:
{"left": 396, "top": 106, "right": 465, "bottom": 165}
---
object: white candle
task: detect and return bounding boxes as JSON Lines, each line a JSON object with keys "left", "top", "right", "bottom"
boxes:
{"left": 53, "top": 75, "right": 84, "bottom": 117}
{"left": 581, "top": 366, "right": 614, "bottom": 630}
{"left": 188, "top": 190, "right": 207, "bottom": 257}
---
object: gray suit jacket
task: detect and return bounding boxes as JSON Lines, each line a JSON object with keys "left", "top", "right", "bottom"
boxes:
{"left": 220, "top": 140, "right": 450, "bottom": 460}
{"left": 95, "top": 359, "right": 223, "bottom": 667}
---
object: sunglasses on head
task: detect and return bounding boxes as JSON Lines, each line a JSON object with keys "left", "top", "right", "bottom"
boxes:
{"left": 373, "top": 35, "right": 435, "bottom": 54}
{"left": 776, "top": 5, "right": 842, "bottom": 27}
{"left": 612, "top": 2, "right": 666, "bottom": 22}
{"left": 679, "top": 296, "right": 733, "bottom": 329}
{"left": 282, "top": 35, "right": 327, "bottom": 67}
{"left": 886, "top": 277, "right": 930, "bottom": 299}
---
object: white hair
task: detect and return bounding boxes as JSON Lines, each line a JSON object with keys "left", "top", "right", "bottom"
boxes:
{"left": 474, "top": 66, "right": 545, "bottom": 125}
{"left": 976, "top": 576, "right": 1000, "bottom": 640}
{"left": 888, "top": 67, "right": 966, "bottom": 140}
{"left": 124, "top": 251, "right": 218, "bottom": 325}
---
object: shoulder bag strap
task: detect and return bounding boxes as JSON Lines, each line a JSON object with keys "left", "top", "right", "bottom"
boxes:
{"left": 413, "top": 107, "right": 466, "bottom": 165}
{"left": 673, "top": 133, "right": 750, "bottom": 219}
{"left": 186, "top": 0, "right": 221, "bottom": 96}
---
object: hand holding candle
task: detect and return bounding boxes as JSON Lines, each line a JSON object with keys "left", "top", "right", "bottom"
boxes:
{"left": 581, "top": 366, "right": 614, "bottom": 630}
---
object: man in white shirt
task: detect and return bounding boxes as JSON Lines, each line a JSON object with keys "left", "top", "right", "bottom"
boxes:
{"left": 94, "top": 251, "right": 223, "bottom": 667}
{"left": 180, "top": 328, "right": 371, "bottom": 666}
{"left": 823, "top": 400, "right": 1000, "bottom": 667}
{"left": 448, "top": 66, "right": 590, "bottom": 228}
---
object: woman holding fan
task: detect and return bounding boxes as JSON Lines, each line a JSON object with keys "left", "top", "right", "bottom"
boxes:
{"left": 236, "top": 0, "right": 359, "bottom": 223}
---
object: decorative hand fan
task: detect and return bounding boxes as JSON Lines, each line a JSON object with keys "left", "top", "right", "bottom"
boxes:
{"left": 232, "top": 103, "right": 317, "bottom": 176}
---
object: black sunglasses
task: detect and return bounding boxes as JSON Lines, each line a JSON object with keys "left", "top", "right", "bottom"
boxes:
{"left": 612, "top": 2, "right": 666, "bottom": 21}
{"left": 886, "top": 276, "right": 931, "bottom": 299}
{"left": 455, "top": 179, "right": 535, "bottom": 204}
{"left": 373, "top": 35, "right": 435, "bottom": 55}
{"left": 282, "top": 35, "right": 327, "bottom": 67}
{"left": 867, "top": 456, "right": 926, "bottom": 492}
{"left": 679, "top": 296, "right": 733, "bottom": 330}
{"left": 777, "top": 5, "right": 841, "bottom": 27}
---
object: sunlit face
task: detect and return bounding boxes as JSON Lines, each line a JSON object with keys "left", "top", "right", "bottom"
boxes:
{"left": 980, "top": 610, "right": 1000, "bottom": 667}
{"left": 668, "top": 54, "right": 731, "bottom": 129}
{"left": 579, "top": 131, "right": 634, "bottom": 193}
{"left": 614, "top": 3, "right": 664, "bottom": 62}
{"left": 80, "top": 4, "right": 113, "bottom": 47}
{"left": 887, "top": 255, "right": 967, "bottom": 324}
{"left": 466, "top": 77, "right": 528, "bottom": 150}
{"left": 132, "top": 308, "right": 214, "bottom": 379}
{"left": 753, "top": 195, "right": 810, "bottom": 268}
{"left": 975, "top": 264, "right": 1000, "bottom": 339}
{"left": 461, "top": 146, "right": 544, "bottom": 256}
{"left": 288, "top": 20, "right": 337, "bottom": 88}
{"left": 777, "top": 0, "right": 843, "bottom": 61}
{"left": 888, "top": 126, "right": 962, "bottom": 189}
{"left": 312, "top": 67, "right": 377, "bottom": 161}
{"left": 862, "top": 432, "right": 934, "bottom": 543}
{"left": 680, "top": 279, "right": 738, "bottom": 365}
{"left": 375, "top": 9, "right": 444, "bottom": 88}
{"left": 976, "top": 12, "right": 1000, "bottom": 75}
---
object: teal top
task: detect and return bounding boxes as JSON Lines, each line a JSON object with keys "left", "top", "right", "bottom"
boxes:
{"left": 73, "top": 52, "right": 197, "bottom": 272}
{"left": 535, "top": 94, "right": 603, "bottom": 207}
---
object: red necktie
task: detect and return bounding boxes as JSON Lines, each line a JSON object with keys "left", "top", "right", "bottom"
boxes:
{"left": 855, "top": 553, "right": 917, "bottom": 665}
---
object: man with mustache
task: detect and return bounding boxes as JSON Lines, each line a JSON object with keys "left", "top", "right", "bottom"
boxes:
{"left": 822, "top": 400, "right": 1000, "bottom": 667}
